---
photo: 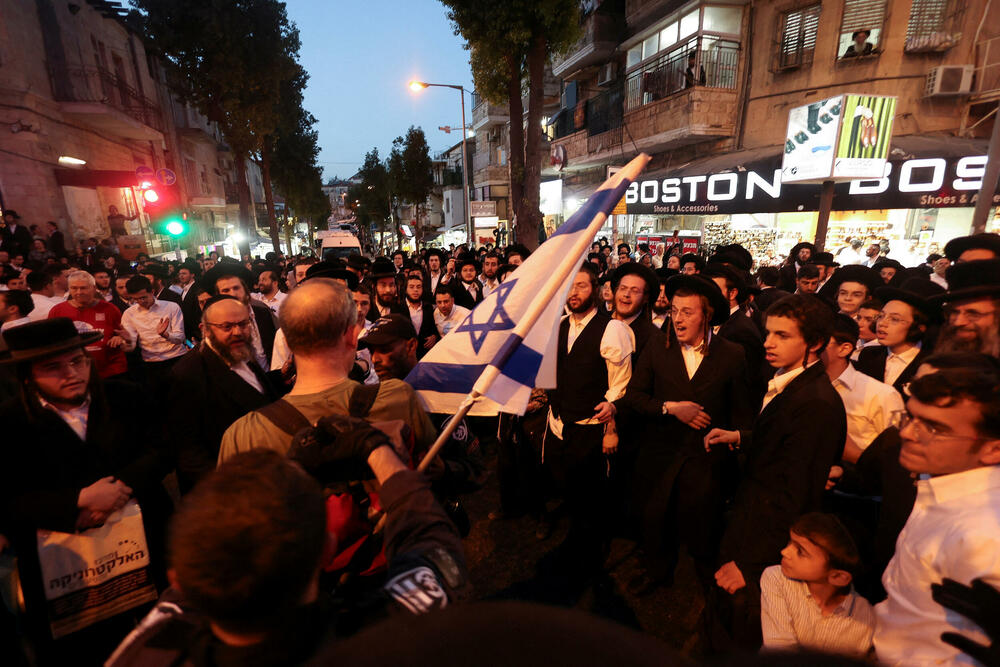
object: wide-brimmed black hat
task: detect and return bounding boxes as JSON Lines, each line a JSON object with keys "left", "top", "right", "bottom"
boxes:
{"left": 812, "top": 252, "right": 838, "bottom": 267}
{"left": 425, "top": 248, "right": 447, "bottom": 263}
{"left": 702, "top": 263, "right": 751, "bottom": 303}
{"left": 305, "top": 261, "right": 359, "bottom": 291}
{"left": 932, "top": 259, "right": 1000, "bottom": 305}
{"left": 369, "top": 257, "right": 397, "bottom": 280}
{"left": 787, "top": 241, "right": 815, "bottom": 262}
{"left": 943, "top": 233, "right": 1000, "bottom": 262}
{"left": 3, "top": 210, "right": 20, "bottom": 219}
{"left": 711, "top": 244, "right": 753, "bottom": 273}
{"left": 876, "top": 278, "right": 944, "bottom": 322}
{"left": 139, "top": 261, "right": 169, "bottom": 280}
{"left": 819, "top": 264, "right": 881, "bottom": 300}
{"left": 358, "top": 314, "right": 417, "bottom": 349}
{"left": 0, "top": 317, "right": 102, "bottom": 364}
{"left": 456, "top": 253, "right": 480, "bottom": 274}
{"left": 202, "top": 258, "right": 253, "bottom": 293}
{"left": 664, "top": 274, "right": 730, "bottom": 326}
{"left": 852, "top": 29, "right": 870, "bottom": 39}
{"left": 611, "top": 262, "right": 658, "bottom": 294}
{"left": 871, "top": 258, "right": 904, "bottom": 274}
{"left": 345, "top": 253, "right": 370, "bottom": 272}
{"left": 654, "top": 267, "right": 678, "bottom": 284}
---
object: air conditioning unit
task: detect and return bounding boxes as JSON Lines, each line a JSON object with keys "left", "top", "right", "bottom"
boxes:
{"left": 925, "top": 65, "right": 973, "bottom": 97}
{"left": 597, "top": 62, "right": 618, "bottom": 87}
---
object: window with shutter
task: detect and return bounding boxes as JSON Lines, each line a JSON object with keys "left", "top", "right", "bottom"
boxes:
{"left": 777, "top": 4, "right": 821, "bottom": 70}
{"left": 837, "top": 0, "right": 887, "bottom": 59}
{"left": 904, "top": 0, "right": 964, "bottom": 52}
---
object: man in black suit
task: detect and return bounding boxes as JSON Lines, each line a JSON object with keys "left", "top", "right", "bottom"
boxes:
{"left": 855, "top": 280, "right": 937, "bottom": 396}
{"left": 703, "top": 294, "right": 846, "bottom": 650}
{"left": 168, "top": 296, "right": 280, "bottom": 493}
{"left": 611, "top": 262, "right": 664, "bottom": 358}
{"left": 171, "top": 259, "right": 202, "bottom": 340}
{"left": 367, "top": 257, "right": 406, "bottom": 323}
{"left": 402, "top": 273, "right": 438, "bottom": 358}
{"left": 777, "top": 241, "right": 814, "bottom": 292}
{"left": 202, "top": 259, "right": 279, "bottom": 368}
{"left": 451, "top": 254, "right": 483, "bottom": 311}
{"left": 650, "top": 268, "right": 674, "bottom": 330}
{"left": 622, "top": 274, "right": 755, "bottom": 595}
{"left": 422, "top": 247, "right": 447, "bottom": 300}
{"left": 0, "top": 210, "right": 32, "bottom": 257}
{"left": 703, "top": 264, "right": 765, "bottom": 396}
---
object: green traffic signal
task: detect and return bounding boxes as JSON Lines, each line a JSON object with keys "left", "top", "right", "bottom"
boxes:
{"left": 165, "top": 220, "right": 185, "bottom": 236}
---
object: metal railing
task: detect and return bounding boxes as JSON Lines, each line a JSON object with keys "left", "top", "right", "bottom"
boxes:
{"left": 624, "top": 40, "right": 740, "bottom": 112}
{"left": 586, "top": 83, "right": 624, "bottom": 153}
{"left": 47, "top": 62, "right": 164, "bottom": 133}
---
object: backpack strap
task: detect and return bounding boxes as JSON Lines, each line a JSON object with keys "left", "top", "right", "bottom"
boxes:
{"left": 348, "top": 382, "right": 381, "bottom": 419}
{"left": 257, "top": 398, "right": 312, "bottom": 436}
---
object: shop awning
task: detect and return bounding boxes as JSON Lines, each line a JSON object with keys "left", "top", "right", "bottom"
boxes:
{"left": 625, "top": 135, "right": 994, "bottom": 216}
{"left": 53, "top": 169, "right": 140, "bottom": 188}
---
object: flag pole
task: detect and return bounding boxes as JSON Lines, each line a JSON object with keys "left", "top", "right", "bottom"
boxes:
{"left": 416, "top": 154, "right": 650, "bottom": 472}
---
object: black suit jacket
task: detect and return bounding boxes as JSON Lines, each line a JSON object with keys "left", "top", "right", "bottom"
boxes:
{"left": 405, "top": 301, "right": 439, "bottom": 359}
{"left": 855, "top": 344, "right": 928, "bottom": 397}
{"left": 451, "top": 279, "right": 483, "bottom": 311}
{"left": 0, "top": 223, "right": 32, "bottom": 256}
{"left": 156, "top": 286, "right": 183, "bottom": 307}
{"left": 168, "top": 345, "right": 279, "bottom": 492}
{"left": 251, "top": 302, "right": 278, "bottom": 365}
{"left": 717, "top": 309, "right": 765, "bottom": 396}
{"left": 177, "top": 284, "right": 202, "bottom": 341}
{"left": 719, "top": 362, "right": 847, "bottom": 579}
{"left": 366, "top": 299, "right": 406, "bottom": 323}
{"left": 777, "top": 263, "right": 799, "bottom": 292}
{"left": 629, "top": 313, "right": 665, "bottom": 360}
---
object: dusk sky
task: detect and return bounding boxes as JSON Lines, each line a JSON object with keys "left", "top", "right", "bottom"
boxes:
{"left": 286, "top": 0, "right": 476, "bottom": 181}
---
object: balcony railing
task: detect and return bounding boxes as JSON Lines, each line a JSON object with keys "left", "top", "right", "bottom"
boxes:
{"left": 586, "top": 83, "right": 624, "bottom": 153}
{"left": 437, "top": 168, "right": 465, "bottom": 187}
{"left": 624, "top": 40, "right": 739, "bottom": 112}
{"left": 48, "top": 62, "right": 164, "bottom": 133}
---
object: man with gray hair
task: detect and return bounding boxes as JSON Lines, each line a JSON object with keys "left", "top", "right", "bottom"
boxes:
{"left": 218, "top": 278, "right": 436, "bottom": 462}
{"left": 48, "top": 269, "right": 130, "bottom": 378}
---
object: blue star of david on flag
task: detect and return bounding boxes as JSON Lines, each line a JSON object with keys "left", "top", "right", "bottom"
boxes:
{"left": 455, "top": 279, "right": 517, "bottom": 353}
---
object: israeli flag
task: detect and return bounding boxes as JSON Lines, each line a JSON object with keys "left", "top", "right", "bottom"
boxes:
{"left": 406, "top": 154, "right": 650, "bottom": 416}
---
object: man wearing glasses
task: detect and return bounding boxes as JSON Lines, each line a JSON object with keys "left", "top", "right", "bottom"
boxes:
{"left": 874, "top": 362, "right": 1000, "bottom": 665}
{"left": 167, "top": 295, "right": 280, "bottom": 493}
{"left": 933, "top": 259, "right": 1000, "bottom": 358}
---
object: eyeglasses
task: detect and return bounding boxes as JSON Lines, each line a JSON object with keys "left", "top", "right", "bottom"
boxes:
{"left": 945, "top": 306, "right": 996, "bottom": 323}
{"left": 35, "top": 355, "right": 91, "bottom": 377}
{"left": 670, "top": 307, "right": 700, "bottom": 320}
{"left": 204, "top": 319, "right": 251, "bottom": 333}
{"left": 874, "top": 313, "right": 911, "bottom": 326}
{"left": 889, "top": 410, "right": 987, "bottom": 444}
{"left": 616, "top": 286, "right": 645, "bottom": 296}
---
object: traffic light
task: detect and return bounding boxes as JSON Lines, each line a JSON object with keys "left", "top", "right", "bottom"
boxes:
{"left": 139, "top": 182, "right": 187, "bottom": 237}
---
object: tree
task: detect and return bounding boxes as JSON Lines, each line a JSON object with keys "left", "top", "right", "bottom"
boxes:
{"left": 133, "top": 0, "right": 302, "bottom": 257}
{"left": 348, "top": 149, "right": 392, "bottom": 253}
{"left": 441, "top": 0, "right": 580, "bottom": 250}
{"left": 387, "top": 126, "right": 434, "bottom": 251}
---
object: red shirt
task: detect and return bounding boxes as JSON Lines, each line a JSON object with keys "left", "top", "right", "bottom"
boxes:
{"left": 49, "top": 299, "right": 128, "bottom": 378}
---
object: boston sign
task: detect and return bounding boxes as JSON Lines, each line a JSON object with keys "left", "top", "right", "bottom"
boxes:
{"left": 624, "top": 153, "right": 1000, "bottom": 216}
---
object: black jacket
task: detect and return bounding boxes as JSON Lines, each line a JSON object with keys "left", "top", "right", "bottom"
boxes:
{"left": 404, "top": 301, "right": 439, "bottom": 359}
{"left": 776, "top": 263, "right": 800, "bottom": 292}
{"left": 156, "top": 285, "right": 183, "bottom": 307}
{"left": 719, "top": 362, "right": 846, "bottom": 580}
{"left": 855, "top": 344, "right": 928, "bottom": 397}
{"left": 167, "top": 344, "right": 280, "bottom": 493}
{"left": 629, "top": 313, "right": 665, "bottom": 360}
{"left": 366, "top": 299, "right": 406, "bottom": 323}
{"left": 0, "top": 223, "right": 32, "bottom": 256}
{"left": 0, "top": 380, "right": 173, "bottom": 642}
{"left": 251, "top": 302, "right": 279, "bottom": 365}
{"left": 717, "top": 309, "right": 765, "bottom": 397}
{"left": 450, "top": 280, "right": 483, "bottom": 311}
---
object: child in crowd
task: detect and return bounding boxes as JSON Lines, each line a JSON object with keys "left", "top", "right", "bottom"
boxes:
{"left": 760, "top": 512, "right": 875, "bottom": 656}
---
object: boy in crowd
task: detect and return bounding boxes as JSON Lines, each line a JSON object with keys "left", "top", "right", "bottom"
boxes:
{"left": 760, "top": 513, "right": 875, "bottom": 656}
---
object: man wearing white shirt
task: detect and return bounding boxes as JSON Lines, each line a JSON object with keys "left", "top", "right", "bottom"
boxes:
{"left": 479, "top": 251, "right": 501, "bottom": 300}
{"left": 121, "top": 275, "right": 186, "bottom": 394}
{"left": 874, "top": 364, "right": 1000, "bottom": 666}
{"left": 856, "top": 286, "right": 932, "bottom": 396}
{"left": 0, "top": 289, "right": 33, "bottom": 332}
{"left": 433, "top": 286, "right": 470, "bottom": 338}
{"left": 26, "top": 270, "right": 62, "bottom": 321}
{"left": 252, "top": 267, "right": 287, "bottom": 316}
{"left": 823, "top": 314, "right": 904, "bottom": 463}
{"left": 544, "top": 263, "right": 633, "bottom": 573}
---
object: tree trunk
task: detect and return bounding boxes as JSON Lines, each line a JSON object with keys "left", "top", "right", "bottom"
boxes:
{"left": 283, "top": 209, "right": 292, "bottom": 257}
{"left": 233, "top": 152, "right": 253, "bottom": 258}
{"left": 393, "top": 200, "right": 403, "bottom": 251}
{"left": 506, "top": 54, "right": 525, "bottom": 244}
{"left": 260, "top": 141, "right": 283, "bottom": 255}
{"left": 520, "top": 34, "right": 547, "bottom": 251}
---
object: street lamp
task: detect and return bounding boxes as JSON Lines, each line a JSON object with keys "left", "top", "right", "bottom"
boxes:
{"left": 408, "top": 80, "right": 473, "bottom": 246}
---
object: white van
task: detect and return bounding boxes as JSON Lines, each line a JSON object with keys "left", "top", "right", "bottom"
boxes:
{"left": 317, "top": 230, "right": 362, "bottom": 261}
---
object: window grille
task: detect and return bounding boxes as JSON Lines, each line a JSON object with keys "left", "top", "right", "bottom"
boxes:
{"left": 777, "top": 4, "right": 821, "bottom": 70}
{"left": 905, "top": 0, "right": 963, "bottom": 52}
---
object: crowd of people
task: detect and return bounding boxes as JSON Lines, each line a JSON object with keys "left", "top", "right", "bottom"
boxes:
{"left": 0, "top": 221, "right": 999, "bottom": 666}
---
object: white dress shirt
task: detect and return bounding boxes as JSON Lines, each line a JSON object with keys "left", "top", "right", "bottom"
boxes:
{"left": 929, "top": 272, "right": 948, "bottom": 290}
{"left": 38, "top": 394, "right": 91, "bottom": 441}
{"left": 408, "top": 300, "right": 424, "bottom": 333}
{"left": 428, "top": 271, "right": 442, "bottom": 293}
{"left": 680, "top": 337, "right": 708, "bottom": 380}
{"left": 875, "top": 466, "right": 1000, "bottom": 665}
{"left": 832, "top": 363, "right": 904, "bottom": 450}
{"left": 547, "top": 308, "right": 634, "bottom": 438}
{"left": 883, "top": 343, "right": 921, "bottom": 387}
{"left": 29, "top": 293, "right": 62, "bottom": 321}
{"left": 170, "top": 281, "right": 195, "bottom": 300}
{"left": 253, "top": 290, "right": 287, "bottom": 315}
{"left": 760, "top": 361, "right": 816, "bottom": 412}
{"left": 434, "top": 305, "right": 471, "bottom": 337}
{"left": 121, "top": 299, "right": 187, "bottom": 362}
{"left": 1, "top": 316, "right": 31, "bottom": 333}
{"left": 760, "top": 565, "right": 875, "bottom": 656}
{"left": 651, "top": 313, "right": 668, "bottom": 330}
{"left": 480, "top": 276, "right": 500, "bottom": 299}
{"left": 206, "top": 338, "right": 264, "bottom": 394}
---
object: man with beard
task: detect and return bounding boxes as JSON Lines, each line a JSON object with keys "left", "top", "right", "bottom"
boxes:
{"left": 368, "top": 258, "right": 405, "bottom": 322}
{"left": 611, "top": 263, "right": 663, "bottom": 358}
{"left": 480, "top": 251, "right": 501, "bottom": 299}
{"left": 651, "top": 270, "right": 672, "bottom": 329}
{"left": 622, "top": 274, "right": 753, "bottom": 596}
{"left": 253, "top": 266, "right": 287, "bottom": 316}
{"left": 91, "top": 267, "right": 113, "bottom": 301}
{"left": 544, "top": 263, "right": 633, "bottom": 574}
{"left": 933, "top": 259, "right": 1000, "bottom": 358}
{"left": 794, "top": 264, "right": 821, "bottom": 295}
{"left": 403, "top": 274, "right": 437, "bottom": 357}
{"left": 777, "top": 242, "right": 814, "bottom": 292}
{"left": 168, "top": 295, "right": 280, "bottom": 493}
{"left": 451, "top": 255, "right": 483, "bottom": 310}
{"left": 203, "top": 260, "right": 279, "bottom": 369}
{"left": 423, "top": 248, "right": 446, "bottom": 298}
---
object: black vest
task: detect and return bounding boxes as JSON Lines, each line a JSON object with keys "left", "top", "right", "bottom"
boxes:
{"left": 550, "top": 309, "right": 611, "bottom": 424}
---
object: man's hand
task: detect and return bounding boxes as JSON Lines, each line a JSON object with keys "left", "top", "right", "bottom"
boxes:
{"left": 666, "top": 401, "right": 711, "bottom": 429}
{"left": 704, "top": 428, "right": 740, "bottom": 451}
{"left": 78, "top": 476, "right": 132, "bottom": 514}
{"left": 156, "top": 318, "right": 170, "bottom": 337}
{"left": 107, "top": 328, "right": 129, "bottom": 349}
{"left": 715, "top": 561, "right": 746, "bottom": 594}
{"left": 424, "top": 335, "right": 437, "bottom": 349}
{"left": 826, "top": 465, "right": 844, "bottom": 491}
{"left": 593, "top": 401, "right": 616, "bottom": 423}
{"left": 932, "top": 578, "right": 1000, "bottom": 665}
{"left": 602, "top": 427, "right": 619, "bottom": 455}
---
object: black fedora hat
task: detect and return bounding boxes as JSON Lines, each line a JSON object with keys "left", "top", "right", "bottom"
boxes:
{"left": 702, "top": 263, "right": 751, "bottom": 303}
{"left": 612, "top": 262, "right": 659, "bottom": 294}
{"left": 851, "top": 29, "right": 870, "bottom": 39}
{"left": 456, "top": 253, "right": 480, "bottom": 274}
{"left": 139, "top": 261, "right": 170, "bottom": 280}
{"left": 876, "top": 278, "right": 944, "bottom": 322}
{"left": 933, "top": 259, "right": 1000, "bottom": 305}
{"left": 819, "top": 264, "right": 881, "bottom": 300}
{"left": 0, "top": 317, "right": 102, "bottom": 364}
{"left": 369, "top": 257, "right": 396, "bottom": 280}
{"left": 3, "top": 210, "right": 20, "bottom": 219}
{"left": 711, "top": 244, "right": 753, "bottom": 273}
{"left": 812, "top": 252, "right": 838, "bottom": 267}
{"left": 664, "top": 274, "right": 730, "bottom": 326}
{"left": 305, "top": 261, "right": 359, "bottom": 291}
{"left": 201, "top": 258, "right": 253, "bottom": 294}
{"left": 424, "top": 248, "right": 447, "bottom": 263}
{"left": 943, "top": 233, "right": 1000, "bottom": 262}
{"left": 345, "top": 253, "right": 371, "bottom": 272}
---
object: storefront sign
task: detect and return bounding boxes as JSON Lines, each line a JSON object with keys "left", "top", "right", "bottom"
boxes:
{"left": 470, "top": 200, "right": 497, "bottom": 218}
{"left": 625, "top": 153, "right": 999, "bottom": 216}
{"left": 782, "top": 94, "right": 897, "bottom": 183}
